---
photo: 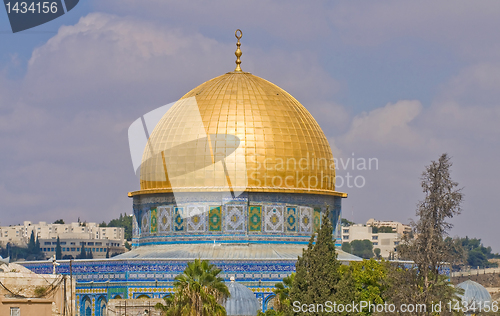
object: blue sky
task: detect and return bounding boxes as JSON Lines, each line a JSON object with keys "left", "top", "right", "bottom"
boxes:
{"left": 1, "top": 1, "right": 499, "bottom": 250}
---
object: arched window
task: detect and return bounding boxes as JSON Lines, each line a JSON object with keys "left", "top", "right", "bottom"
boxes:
{"left": 113, "top": 295, "right": 122, "bottom": 299}
{"left": 264, "top": 294, "right": 276, "bottom": 312}
{"left": 96, "top": 296, "right": 107, "bottom": 316}
{"left": 137, "top": 294, "right": 150, "bottom": 299}
{"left": 80, "top": 296, "right": 92, "bottom": 316}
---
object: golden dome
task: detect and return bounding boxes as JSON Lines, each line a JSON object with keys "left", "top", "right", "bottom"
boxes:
{"left": 130, "top": 71, "right": 345, "bottom": 198}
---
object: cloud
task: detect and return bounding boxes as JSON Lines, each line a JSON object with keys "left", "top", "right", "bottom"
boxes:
{"left": 0, "top": 12, "right": 346, "bottom": 227}
{"left": 330, "top": 1, "right": 500, "bottom": 61}
{"left": 333, "top": 60, "right": 500, "bottom": 249}
{"left": 341, "top": 100, "right": 423, "bottom": 149}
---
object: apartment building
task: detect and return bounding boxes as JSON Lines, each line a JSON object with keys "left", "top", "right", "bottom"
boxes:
{"left": 39, "top": 238, "right": 125, "bottom": 259}
{"left": 0, "top": 221, "right": 126, "bottom": 258}
{"left": 341, "top": 224, "right": 401, "bottom": 259}
{"left": 365, "top": 218, "right": 411, "bottom": 235}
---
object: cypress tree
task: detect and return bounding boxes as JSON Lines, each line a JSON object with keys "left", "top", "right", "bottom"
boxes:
{"left": 288, "top": 211, "right": 350, "bottom": 315}
{"left": 35, "top": 235, "right": 41, "bottom": 255}
{"left": 55, "top": 236, "right": 62, "bottom": 260}
{"left": 87, "top": 249, "right": 93, "bottom": 259}
{"left": 106, "top": 248, "right": 110, "bottom": 258}
{"left": 78, "top": 244, "right": 86, "bottom": 259}
{"left": 28, "top": 231, "right": 36, "bottom": 254}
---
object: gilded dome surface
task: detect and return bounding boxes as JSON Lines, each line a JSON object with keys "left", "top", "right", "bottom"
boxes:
{"left": 133, "top": 71, "right": 344, "bottom": 197}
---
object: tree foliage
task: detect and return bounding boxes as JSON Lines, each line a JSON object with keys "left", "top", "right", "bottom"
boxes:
{"left": 341, "top": 242, "right": 351, "bottom": 254}
{"left": 457, "top": 236, "right": 500, "bottom": 268}
{"left": 55, "top": 236, "right": 62, "bottom": 260}
{"left": 288, "top": 211, "right": 351, "bottom": 315}
{"left": 107, "top": 213, "right": 133, "bottom": 240}
{"left": 386, "top": 154, "right": 464, "bottom": 315}
{"left": 351, "top": 239, "right": 374, "bottom": 259}
{"left": 338, "top": 259, "right": 387, "bottom": 316}
{"left": 340, "top": 218, "right": 355, "bottom": 227}
{"left": 155, "top": 259, "right": 229, "bottom": 316}
{"left": 371, "top": 226, "right": 394, "bottom": 233}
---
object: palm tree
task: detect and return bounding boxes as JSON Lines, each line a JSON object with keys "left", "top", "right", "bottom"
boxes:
{"left": 156, "top": 259, "right": 230, "bottom": 316}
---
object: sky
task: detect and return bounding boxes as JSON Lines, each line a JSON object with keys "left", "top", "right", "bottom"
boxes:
{"left": 1, "top": 1, "right": 499, "bottom": 250}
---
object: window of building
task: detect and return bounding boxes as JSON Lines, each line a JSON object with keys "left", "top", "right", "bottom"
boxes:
{"left": 10, "top": 307, "right": 20, "bottom": 316}
{"left": 343, "top": 235, "right": 349, "bottom": 240}
{"left": 60, "top": 242, "right": 66, "bottom": 245}
{"left": 394, "top": 241, "right": 400, "bottom": 246}
{"left": 343, "top": 229, "right": 349, "bottom": 234}
{"left": 373, "top": 242, "right": 378, "bottom": 246}
{"left": 71, "top": 242, "right": 75, "bottom": 245}
{"left": 71, "top": 248, "right": 76, "bottom": 251}
{"left": 88, "top": 242, "right": 94, "bottom": 246}
{"left": 44, "top": 242, "right": 51, "bottom": 245}
{"left": 372, "top": 236, "right": 378, "bottom": 240}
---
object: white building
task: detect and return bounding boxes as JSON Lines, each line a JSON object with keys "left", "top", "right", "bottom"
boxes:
{"left": 341, "top": 224, "right": 401, "bottom": 259}
{"left": 0, "top": 221, "right": 125, "bottom": 248}
{"left": 39, "top": 238, "right": 125, "bottom": 259}
{"left": 366, "top": 218, "right": 411, "bottom": 235}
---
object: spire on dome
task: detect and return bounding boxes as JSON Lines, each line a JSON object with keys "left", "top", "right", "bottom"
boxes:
{"left": 234, "top": 29, "right": 243, "bottom": 72}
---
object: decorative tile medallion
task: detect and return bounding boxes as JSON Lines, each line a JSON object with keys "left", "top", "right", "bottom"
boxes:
{"left": 285, "top": 207, "right": 297, "bottom": 232}
{"left": 158, "top": 206, "right": 172, "bottom": 232}
{"left": 248, "top": 206, "right": 262, "bottom": 232}
{"left": 209, "top": 206, "right": 222, "bottom": 231}
{"left": 225, "top": 205, "right": 245, "bottom": 232}
{"left": 299, "top": 206, "right": 312, "bottom": 233}
{"left": 314, "top": 207, "right": 321, "bottom": 232}
{"left": 150, "top": 207, "right": 158, "bottom": 234}
{"left": 174, "top": 207, "right": 185, "bottom": 232}
{"left": 141, "top": 211, "right": 150, "bottom": 236}
{"left": 187, "top": 205, "right": 206, "bottom": 232}
{"left": 264, "top": 205, "right": 284, "bottom": 233}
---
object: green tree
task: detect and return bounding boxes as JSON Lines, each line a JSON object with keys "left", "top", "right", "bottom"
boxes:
{"left": 341, "top": 218, "right": 355, "bottom": 227}
{"left": 387, "top": 154, "right": 464, "bottom": 315}
{"left": 350, "top": 239, "right": 374, "bottom": 259}
{"left": 76, "top": 244, "right": 86, "bottom": 259}
{"left": 53, "top": 219, "right": 65, "bottom": 224}
{"left": 34, "top": 236, "right": 41, "bottom": 255}
{"left": 373, "top": 248, "right": 381, "bottom": 259}
{"left": 87, "top": 249, "right": 93, "bottom": 259}
{"left": 108, "top": 213, "right": 133, "bottom": 240}
{"left": 288, "top": 211, "right": 352, "bottom": 315}
{"left": 338, "top": 259, "right": 387, "bottom": 315}
{"left": 27, "top": 231, "right": 36, "bottom": 254}
{"left": 55, "top": 236, "right": 62, "bottom": 260}
{"left": 155, "top": 259, "right": 229, "bottom": 316}
{"left": 106, "top": 248, "right": 110, "bottom": 259}
{"left": 341, "top": 242, "right": 352, "bottom": 254}
{"left": 273, "top": 273, "right": 294, "bottom": 313}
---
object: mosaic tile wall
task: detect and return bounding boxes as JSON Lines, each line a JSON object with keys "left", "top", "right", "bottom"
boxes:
{"left": 20, "top": 258, "right": 451, "bottom": 315}
{"left": 21, "top": 258, "right": 303, "bottom": 314}
{"left": 132, "top": 192, "right": 342, "bottom": 246}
